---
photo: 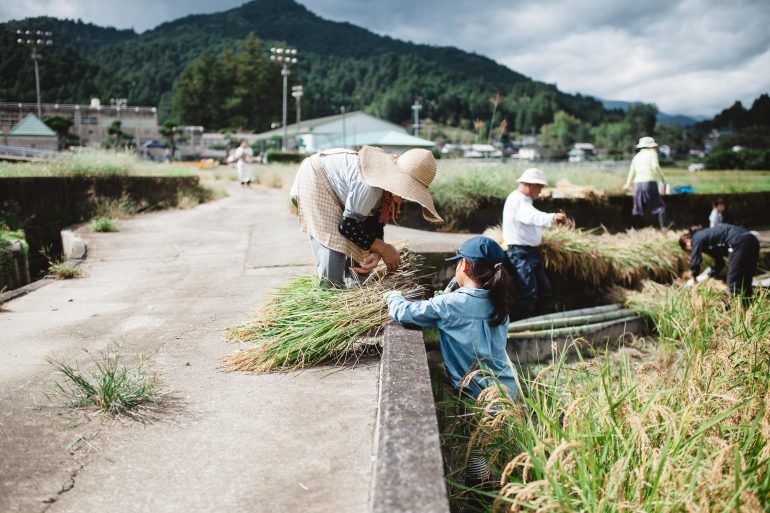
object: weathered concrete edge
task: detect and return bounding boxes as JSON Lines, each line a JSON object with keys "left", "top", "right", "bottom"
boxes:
{"left": 370, "top": 323, "right": 450, "bottom": 513}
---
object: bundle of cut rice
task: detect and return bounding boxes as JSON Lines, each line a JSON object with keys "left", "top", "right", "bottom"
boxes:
{"left": 223, "top": 251, "right": 424, "bottom": 373}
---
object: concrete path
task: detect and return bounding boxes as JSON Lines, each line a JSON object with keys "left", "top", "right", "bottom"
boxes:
{"left": 0, "top": 183, "right": 379, "bottom": 513}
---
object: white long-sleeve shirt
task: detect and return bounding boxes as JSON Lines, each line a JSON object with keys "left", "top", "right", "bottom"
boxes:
{"left": 502, "top": 189, "right": 554, "bottom": 246}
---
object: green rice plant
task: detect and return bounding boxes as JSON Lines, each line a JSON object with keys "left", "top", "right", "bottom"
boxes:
{"left": 48, "top": 345, "right": 162, "bottom": 415}
{"left": 91, "top": 216, "right": 118, "bottom": 232}
{"left": 223, "top": 252, "right": 425, "bottom": 373}
{"left": 444, "top": 286, "right": 770, "bottom": 512}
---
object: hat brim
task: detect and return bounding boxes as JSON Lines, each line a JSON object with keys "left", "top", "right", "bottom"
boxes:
{"left": 358, "top": 146, "right": 444, "bottom": 224}
{"left": 636, "top": 142, "right": 658, "bottom": 148}
{"left": 445, "top": 254, "right": 462, "bottom": 262}
{"left": 516, "top": 177, "right": 548, "bottom": 185}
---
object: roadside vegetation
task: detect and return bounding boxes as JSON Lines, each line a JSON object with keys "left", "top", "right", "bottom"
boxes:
{"left": 90, "top": 216, "right": 118, "bottom": 232}
{"left": 42, "top": 248, "right": 82, "bottom": 279}
{"left": 442, "top": 284, "right": 770, "bottom": 511}
{"left": 49, "top": 345, "right": 163, "bottom": 416}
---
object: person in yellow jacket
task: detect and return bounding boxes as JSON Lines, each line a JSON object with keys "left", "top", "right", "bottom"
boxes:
{"left": 624, "top": 136, "right": 667, "bottom": 229}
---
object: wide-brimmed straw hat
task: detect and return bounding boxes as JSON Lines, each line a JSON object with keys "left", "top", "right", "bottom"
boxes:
{"left": 516, "top": 168, "right": 548, "bottom": 186}
{"left": 358, "top": 145, "right": 443, "bottom": 223}
{"left": 636, "top": 136, "right": 658, "bottom": 148}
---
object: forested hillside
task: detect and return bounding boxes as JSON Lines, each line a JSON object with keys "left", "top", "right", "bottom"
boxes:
{"left": 1, "top": 0, "right": 618, "bottom": 133}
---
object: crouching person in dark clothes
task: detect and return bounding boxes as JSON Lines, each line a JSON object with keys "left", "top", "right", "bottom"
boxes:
{"left": 502, "top": 168, "right": 567, "bottom": 319}
{"left": 679, "top": 223, "right": 760, "bottom": 299}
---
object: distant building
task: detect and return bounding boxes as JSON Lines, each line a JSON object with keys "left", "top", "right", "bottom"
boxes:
{"left": 568, "top": 142, "right": 595, "bottom": 162}
{"left": 0, "top": 98, "right": 159, "bottom": 147}
{"left": 2, "top": 113, "right": 58, "bottom": 151}
{"left": 252, "top": 111, "right": 435, "bottom": 154}
{"left": 516, "top": 147, "right": 541, "bottom": 161}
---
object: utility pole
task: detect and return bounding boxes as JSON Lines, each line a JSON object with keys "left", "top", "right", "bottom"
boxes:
{"left": 16, "top": 29, "right": 53, "bottom": 118}
{"left": 411, "top": 99, "right": 422, "bottom": 137}
{"left": 292, "top": 85, "right": 303, "bottom": 150}
{"left": 270, "top": 47, "right": 299, "bottom": 152}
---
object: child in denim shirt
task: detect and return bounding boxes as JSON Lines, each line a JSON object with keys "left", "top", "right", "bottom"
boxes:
{"left": 387, "top": 236, "right": 517, "bottom": 400}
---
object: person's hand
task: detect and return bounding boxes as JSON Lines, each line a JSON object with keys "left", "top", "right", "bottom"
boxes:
{"left": 353, "top": 252, "right": 381, "bottom": 273}
{"left": 370, "top": 240, "right": 401, "bottom": 272}
{"left": 553, "top": 213, "right": 567, "bottom": 224}
{"left": 382, "top": 290, "right": 402, "bottom": 301}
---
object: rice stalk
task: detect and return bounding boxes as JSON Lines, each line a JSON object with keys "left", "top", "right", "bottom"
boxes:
{"left": 443, "top": 286, "right": 770, "bottom": 512}
{"left": 483, "top": 223, "right": 690, "bottom": 287}
{"left": 223, "top": 251, "right": 425, "bottom": 373}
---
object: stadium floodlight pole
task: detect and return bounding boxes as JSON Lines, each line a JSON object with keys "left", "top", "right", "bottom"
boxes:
{"left": 411, "top": 99, "right": 422, "bottom": 137}
{"left": 291, "top": 85, "right": 303, "bottom": 147}
{"left": 270, "top": 47, "right": 299, "bottom": 152}
{"left": 16, "top": 29, "right": 53, "bottom": 118}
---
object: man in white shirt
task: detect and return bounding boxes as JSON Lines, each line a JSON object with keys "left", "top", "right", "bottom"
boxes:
{"left": 233, "top": 140, "right": 254, "bottom": 187}
{"left": 502, "top": 168, "right": 566, "bottom": 319}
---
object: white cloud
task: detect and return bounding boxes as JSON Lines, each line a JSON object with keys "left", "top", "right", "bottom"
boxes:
{"left": 2, "top": 0, "right": 769, "bottom": 115}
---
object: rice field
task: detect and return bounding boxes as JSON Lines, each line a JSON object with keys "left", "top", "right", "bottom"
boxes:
{"left": 441, "top": 283, "right": 770, "bottom": 512}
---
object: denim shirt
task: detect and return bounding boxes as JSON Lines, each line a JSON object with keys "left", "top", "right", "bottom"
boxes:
{"left": 387, "top": 287, "right": 518, "bottom": 399}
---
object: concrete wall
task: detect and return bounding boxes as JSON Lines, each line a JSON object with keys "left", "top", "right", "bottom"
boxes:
{"left": 0, "top": 175, "right": 200, "bottom": 279}
{"left": 400, "top": 191, "right": 770, "bottom": 233}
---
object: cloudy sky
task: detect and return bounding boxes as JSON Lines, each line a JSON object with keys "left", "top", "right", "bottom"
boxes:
{"left": 2, "top": 0, "right": 769, "bottom": 117}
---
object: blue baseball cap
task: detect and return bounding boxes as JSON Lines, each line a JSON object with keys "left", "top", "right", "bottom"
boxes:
{"left": 446, "top": 236, "right": 505, "bottom": 264}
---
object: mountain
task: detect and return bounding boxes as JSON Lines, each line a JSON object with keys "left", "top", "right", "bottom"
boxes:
{"left": 600, "top": 99, "right": 706, "bottom": 126}
{"left": 1, "top": 0, "right": 616, "bottom": 131}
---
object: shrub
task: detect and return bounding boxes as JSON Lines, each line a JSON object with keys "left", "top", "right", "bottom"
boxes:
{"left": 705, "top": 148, "right": 770, "bottom": 170}
{"left": 91, "top": 217, "right": 118, "bottom": 232}
{"left": 264, "top": 151, "right": 304, "bottom": 164}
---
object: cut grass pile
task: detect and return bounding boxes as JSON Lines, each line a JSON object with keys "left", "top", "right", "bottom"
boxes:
{"left": 91, "top": 216, "right": 118, "bottom": 232}
{"left": 445, "top": 284, "right": 770, "bottom": 511}
{"left": 49, "top": 345, "right": 163, "bottom": 415}
{"left": 223, "top": 252, "right": 424, "bottom": 373}
{"left": 484, "top": 224, "right": 690, "bottom": 287}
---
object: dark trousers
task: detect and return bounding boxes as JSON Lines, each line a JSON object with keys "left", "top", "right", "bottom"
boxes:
{"left": 506, "top": 245, "right": 552, "bottom": 320}
{"left": 727, "top": 234, "right": 759, "bottom": 297}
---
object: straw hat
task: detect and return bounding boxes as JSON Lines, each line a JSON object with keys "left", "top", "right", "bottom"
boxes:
{"left": 636, "top": 136, "right": 658, "bottom": 148}
{"left": 358, "top": 145, "right": 443, "bottom": 223}
{"left": 516, "top": 168, "right": 548, "bottom": 186}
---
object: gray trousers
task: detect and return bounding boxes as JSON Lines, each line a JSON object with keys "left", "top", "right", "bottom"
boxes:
{"left": 309, "top": 236, "right": 351, "bottom": 287}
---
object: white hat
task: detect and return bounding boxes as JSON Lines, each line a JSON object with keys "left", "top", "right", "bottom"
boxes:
{"left": 636, "top": 136, "right": 658, "bottom": 148}
{"left": 358, "top": 145, "right": 443, "bottom": 223}
{"left": 516, "top": 168, "right": 548, "bottom": 186}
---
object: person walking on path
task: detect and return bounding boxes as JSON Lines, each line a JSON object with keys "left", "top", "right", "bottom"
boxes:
{"left": 502, "top": 168, "right": 567, "bottom": 319}
{"left": 625, "top": 136, "right": 667, "bottom": 229}
{"left": 679, "top": 223, "right": 759, "bottom": 299}
{"left": 291, "top": 145, "right": 442, "bottom": 287}
{"left": 234, "top": 140, "right": 255, "bottom": 187}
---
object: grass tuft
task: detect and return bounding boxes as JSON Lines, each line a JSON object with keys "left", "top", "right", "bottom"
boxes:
{"left": 91, "top": 216, "right": 118, "bottom": 232}
{"left": 48, "top": 345, "right": 163, "bottom": 415}
{"left": 223, "top": 251, "right": 425, "bottom": 373}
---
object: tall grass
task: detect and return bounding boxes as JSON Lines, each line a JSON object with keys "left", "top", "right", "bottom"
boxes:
{"left": 0, "top": 149, "right": 195, "bottom": 177}
{"left": 223, "top": 252, "right": 424, "bottom": 373}
{"left": 445, "top": 285, "right": 770, "bottom": 512}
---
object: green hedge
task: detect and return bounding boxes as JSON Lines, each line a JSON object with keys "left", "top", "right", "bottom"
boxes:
{"left": 705, "top": 149, "right": 770, "bottom": 170}
{"left": 264, "top": 151, "right": 305, "bottom": 164}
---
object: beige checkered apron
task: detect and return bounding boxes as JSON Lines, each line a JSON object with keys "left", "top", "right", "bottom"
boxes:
{"left": 297, "top": 152, "right": 369, "bottom": 264}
